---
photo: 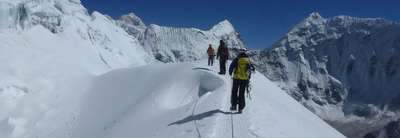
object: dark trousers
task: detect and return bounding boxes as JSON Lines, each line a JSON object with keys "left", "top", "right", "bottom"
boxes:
{"left": 219, "top": 58, "right": 227, "bottom": 74}
{"left": 231, "top": 79, "right": 248, "bottom": 110}
{"left": 208, "top": 56, "right": 214, "bottom": 66}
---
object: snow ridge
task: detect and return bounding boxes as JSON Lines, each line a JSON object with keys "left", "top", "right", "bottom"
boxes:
{"left": 62, "top": 62, "right": 344, "bottom": 138}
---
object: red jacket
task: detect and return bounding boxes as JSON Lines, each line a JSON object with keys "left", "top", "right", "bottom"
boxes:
{"left": 207, "top": 47, "right": 215, "bottom": 56}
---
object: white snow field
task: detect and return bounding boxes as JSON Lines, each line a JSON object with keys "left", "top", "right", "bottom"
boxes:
{"left": 75, "top": 61, "right": 345, "bottom": 138}
{"left": 0, "top": 61, "right": 344, "bottom": 138}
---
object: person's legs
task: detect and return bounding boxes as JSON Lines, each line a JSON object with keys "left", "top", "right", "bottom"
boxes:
{"left": 220, "top": 59, "right": 226, "bottom": 74}
{"left": 231, "top": 79, "right": 239, "bottom": 110}
{"left": 208, "top": 56, "right": 211, "bottom": 66}
{"left": 211, "top": 56, "right": 214, "bottom": 66}
{"left": 219, "top": 58, "right": 224, "bottom": 74}
{"left": 238, "top": 80, "right": 247, "bottom": 112}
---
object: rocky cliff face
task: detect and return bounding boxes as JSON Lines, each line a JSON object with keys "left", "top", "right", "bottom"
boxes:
{"left": 252, "top": 12, "right": 400, "bottom": 137}
{"left": 364, "top": 119, "right": 400, "bottom": 138}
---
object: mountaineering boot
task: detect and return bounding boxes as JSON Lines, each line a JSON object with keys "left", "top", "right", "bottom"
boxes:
{"left": 238, "top": 109, "right": 242, "bottom": 114}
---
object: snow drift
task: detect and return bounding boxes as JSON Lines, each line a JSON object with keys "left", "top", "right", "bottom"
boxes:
{"left": 0, "top": 61, "right": 345, "bottom": 138}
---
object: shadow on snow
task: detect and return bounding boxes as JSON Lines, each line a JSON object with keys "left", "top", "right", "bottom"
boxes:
{"left": 168, "top": 109, "right": 238, "bottom": 126}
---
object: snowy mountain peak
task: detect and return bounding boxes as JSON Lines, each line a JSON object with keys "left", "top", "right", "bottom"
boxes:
{"left": 279, "top": 12, "right": 328, "bottom": 49}
{"left": 296, "top": 12, "right": 326, "bottom": 29}
{"left": 308, "top": 12, "right": 323, "bottom": 20}
{"left": 210, "top": 19, "right": 236, "bottom": 36}
{"left": 119, "top": 12, "right": 146, "bottom": 28}
{"left": 254, "top": 13, "right": 400, "bottom": 137}
{"left": 215, "top": 19, "right": 234, "bottom": 28}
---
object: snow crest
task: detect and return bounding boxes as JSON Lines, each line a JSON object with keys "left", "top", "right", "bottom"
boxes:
{"left": 32, "top": 62, "right": 345, "bottom": 138}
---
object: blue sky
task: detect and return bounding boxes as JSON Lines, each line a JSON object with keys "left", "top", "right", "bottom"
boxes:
{"left": 82, "top": 0, "right": 400, "bottom": 49}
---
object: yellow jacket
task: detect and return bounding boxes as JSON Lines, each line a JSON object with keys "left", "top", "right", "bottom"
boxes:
{"left": 229, "top": 57, "right": 252, "bottom": 80}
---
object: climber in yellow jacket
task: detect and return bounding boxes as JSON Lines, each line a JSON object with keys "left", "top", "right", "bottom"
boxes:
{"left": 229, "top": 51, "right": 255, "bottom": 113}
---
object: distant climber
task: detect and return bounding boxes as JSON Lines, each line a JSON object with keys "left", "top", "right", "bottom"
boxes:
{"left": 229, "top": 50, "right": 255, "bottom": 113}
{"left": 207, "top": 44, "right": 215, "bottom": 66}
{"left": 216, "top": 40, "right": 229, "bottom": 74}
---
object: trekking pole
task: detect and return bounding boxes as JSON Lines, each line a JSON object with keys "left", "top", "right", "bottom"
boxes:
{"left": 247, "top": 92, "right": 252, "bottom": 100}
{"left": 246, "top": 82, "right": 252, "bottom": 100}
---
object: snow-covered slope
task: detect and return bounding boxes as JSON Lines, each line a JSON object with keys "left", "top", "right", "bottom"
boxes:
{"left": 252, "top": 12, "right": 400, "bottom": 137}
{"left": 1, "top": 61, "right": 344, "bottom": 138}
{"left": 118, "top": 15, "right": 245, "bottom": 62}
{"left": 0, "top": 1, "right": 153, "bottom": 137}
{"left": 0, "top": 0, "right": 154, "bottom": 73}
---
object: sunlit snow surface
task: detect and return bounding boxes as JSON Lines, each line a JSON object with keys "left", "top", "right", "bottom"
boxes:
{"left": 0, "top": 58, "right": 344, "bottom": 138}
